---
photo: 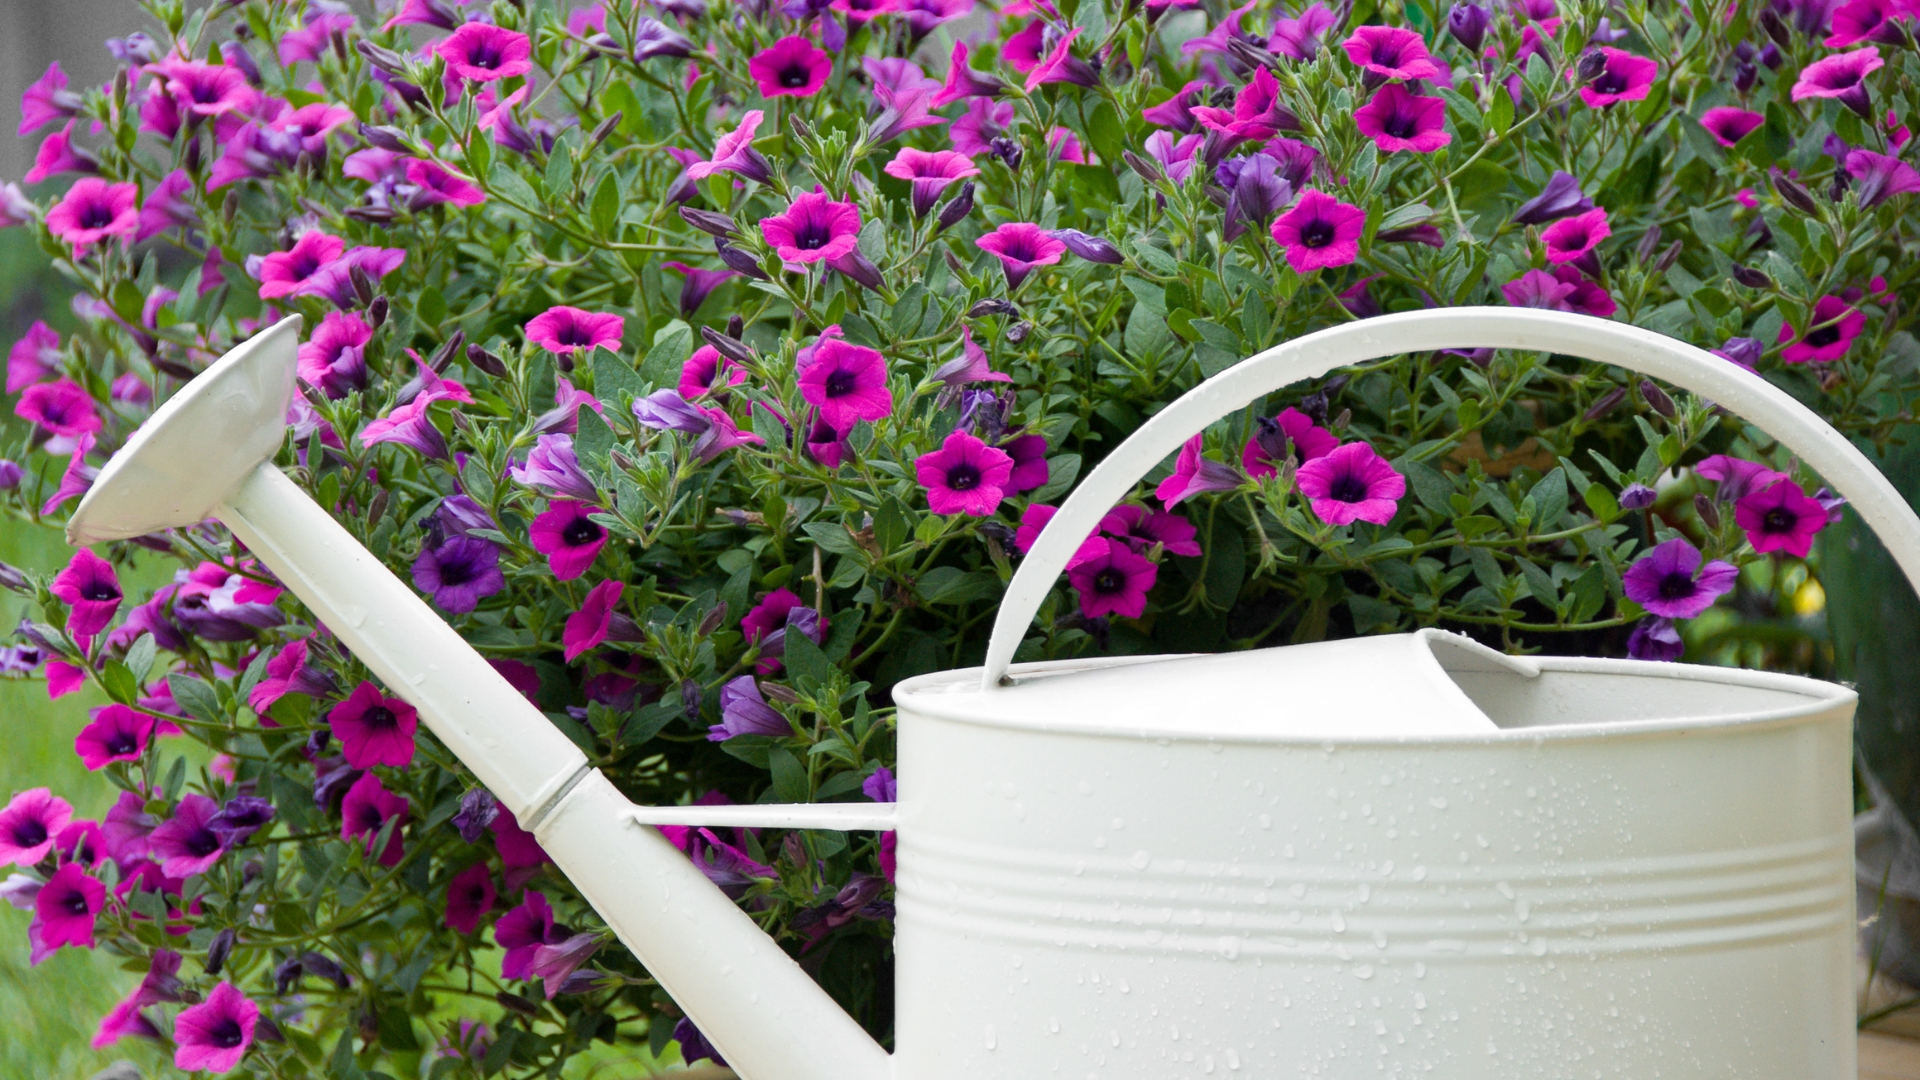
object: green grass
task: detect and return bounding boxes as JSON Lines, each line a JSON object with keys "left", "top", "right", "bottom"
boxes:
{"left": 0, "top": 518, "right": 171, "bottom": 1080}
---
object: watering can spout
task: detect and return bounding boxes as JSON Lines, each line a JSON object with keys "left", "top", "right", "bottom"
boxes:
{"left": 67, "top": 316, "right": 892, "bottom": 1080}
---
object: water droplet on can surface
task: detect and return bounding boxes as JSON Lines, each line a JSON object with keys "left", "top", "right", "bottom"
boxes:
{"left": 984, "top": 1025, "right": 997, "bottom": 1050}
{"left": 1130, "top": 849, "right": 1151, "bottom": 869}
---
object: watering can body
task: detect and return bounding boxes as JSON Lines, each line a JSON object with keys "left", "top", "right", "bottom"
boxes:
{"left": 69, "top": 307, "right": 1919, "bottom": 1079}
{"left": 891, "top": 637, "right": 1857, "bottom": 1078}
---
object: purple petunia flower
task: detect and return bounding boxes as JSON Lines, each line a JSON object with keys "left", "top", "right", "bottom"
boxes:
{"left": 1503, "top": 267, "right": 1616, "bottom": 317}
{"left": 1341, "top": 25, "right": 1443, "bottom": 81}
{"left": 1626, "top": 616, "right": 1685, "bottom": 661}
{"left": 798, "top": 339, "right": 893, "bottom": 430}
{"left": 296, "top": 310, "right": 372, "bottom": 399}
{"left": 932, "top": 325, "right": 1013, "bottom": 387}
{"left": 525, "top": 306, "right": 623, "bottom": 357}
{"left": 1447, "top": 2, "right": 1491, "bottom": 49}
{"left": 562, "top": 580, "right": 624, "bottom": 662}
{"left": 50, "top": 548, "right": 122, "bottom": 642}
{"left": 1270, "top": 188, "right": 1367, "bottom": 274}
{"left": 952, "top": 98, "right": 1015, "bottom": 158}
{"left": 662, "top": 261, "right": 738, "bottom": 317}
{"left": 686, "top": 111, "right": 773, "bottom": 186}
{"left": 1577, "top": 48, "right": 1658, "bottom": 108}
{"left": 1296, "top": 441, "right": 1406, "bottom": 526}
{"left": 45, "top": 178, "right": 137, "bottom": 253}
{"left": 1273, "top": 3, "right": 1340, "bottom": 58}
{"left": 883, "top": 148, "right": 982, "bottom": 218}
{"left": 19, "top": 62, "right": 81, "bottom": 137}
{"left": 916, "top": 430, "right": 1016, "bottom": 516}
{"left": 864, "top": 765, "right": 898, "bottom": 803}
{"left": 510, "top": 433, "right": 599, "bottom": 501}
{"left": 681, "top": 345, "right": 748, "bottom": 401}
{"left": 1142, "top": 82, "right": 1206, "bottom": 133}
{"left": 1100, "top": 505, "right": 1202, "bottom": 556}
{"left": 172, "top": 982, "right": 258, "bottom": 1073}
{"left": 445, "top": 863, "right": 496, "bottom": 934}
{"left": 1067, "top": 537, "right": 1158, "bottom": 619}
{"left": 496, "top": 890, "right": 564, "bottom": 980}
{"left": 7, "top": 320, "right": 58, "bottom": 393}
{"left": 1157, "top": 435, "right": 1244, "bottom": 508}
{"left": 1002, "top": 433, "right": 1049, "bottom": 494}
{"left": 1700, "top": 107, "right": 1765, "bottom": 148}
{"left": 1734, "top": 479, "right": 1829, "bottom": 557}
{"left": 0, "top": 789, "right": 73, "bottom": 867}
{"left": 1220, "top": 153, "right": 1295, "bottom": 242}
{"left": 405, "top": 159, "right": 487, "bottom": 209}
{"left": 750, "top": 35, "right": 833, "bottom": 98}
{"left": 1846, "top": 150, "right": 1920, "bottom": 207}
{"left": 329, "top": 681, "right": 420, "bottom": 769}
{"left": 1792, "top": 46, "right": 1883, "bottom": 117}
{"left": 24, "top": 122, "right": 98, "bottom": 184}
{"left": 1694, "top": 455, "right": 1789, "bottom": 503}
{"left": 340, "top": 771, "right": 408, "bottom": 867}
{"left": 1779, "top": 295, "right": 1866, "bottom": 364}
{"left": 761, "top": 188, "right": 862, "bottom": 264}
{"left": 1192, "top": 68, "right": 1300, "bottom": 150}
{"left": 1243, "top": 407, "right": 1337, "bottom": 478}
{"left": 1622, "top": 537, "right": 1738, "bottom": 618}
{"left": 933, "top": 40, "right": 1007, "bottom": 106}
{"left": 436, "top": 24, "right": 533, "bottom": 82}
{"left": 207, "top": 796, "right": 275, "bottom": 848}
{"left": 530, "top": 501, "right": 609, "bottom": 581}
{"left": 1512, "top": 171, "right": 1595, "bottom": 226}
{"left": 976, "top": 222, "right": 1068, "bottom": 290}
{"left": 1541, "top": 207, "right": 1611, "bottom": 263}
{"left": 1025, "top": 27, "right": 1100, "bottom": 91}
{"left": 74, "top": 704, "right": 156, "bottom": 771}
{"left": 412, "top": 535, "right": 505, "bottom": 615}
{"left": 711, "top": 676, "right": 790, "bottom": 741}
{"left": 149, "top": 795, "right": 226, "bottom": 878}
{"left": 452, "top": 789, "right": 500, "bottom": 844}
{"left": 30, "top": 862, "right": 105, "bottom": 965}
{"left": 1355, "top": 84, "right": 1451, "bottom": 153}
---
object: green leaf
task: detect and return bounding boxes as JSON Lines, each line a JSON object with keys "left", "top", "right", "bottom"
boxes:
{"left": 1485, "top": 86, "right": 1514, "bottom": 137}
{"left": 639, "top": 321, "right": 692, "bottom": 389}
{"left": 1029, "top": 453, "right": 1081, "bottom": 504}
{"left": 416, "top": 287, "right": 447, "bottom": 329}
{"left": 624, "top": 698, "right": 683, "bottom": 744}
{"left": 461, "top": 455, "right": 497, "bottom": 504}
{"left": 1086, "top": 100, "right": 1126, "bottom": 165}
{"left": 574, "top": 408, "right": 615, "bottom": 477}
{"left": 803, "top": 520, "right": 864, "bottom": 557}
{"left": 124, "top": 633, "right": 157, "bottom": 685}
{"left": 593, "top": 347, "right": 645, "bottom": 407}
{"left": 1583, "top": 483, "right": 1621, "bottom": 523}
{"left": 784, "top": 626, "right": 833, "bottom": 687}
{"left": 874, "top": 495, "right": 912, "bottom": 554}
{"left": 489, "top": 161, "right": 540, "bottom": 208}
{"left": 545, "top": 142, "right": 576, "bottom": 200}
{"left": 1240, "top": 289, "right": 1271, "bottom": 350}
{"left": 167, "top": 674, "right": 224, "bottom": 724}
{"left": 1517, "top": 559, "right": 1558, "bottom": 607}
{"left": 1403, "top": 460, "right": 1454, "bottom": 514}
{"left": 916, "top": 566, "right": 1001, "bottom": 605}
{"left": 720, "top": 735, "right": 775, "bottom": 768}
{"left": 1454, "top": 514, "right": 1501, "bottom": 539}
{"left": 101, "top": 661, "right": 138, "bottom": 705}
{"left": 768, "top": 746, "right": 809, "bottom": 802}
{"left": 590, "top": 171, "right": 621, "bottom": 236}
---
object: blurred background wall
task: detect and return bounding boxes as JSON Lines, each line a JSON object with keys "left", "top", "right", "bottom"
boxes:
{"left": 0, "top": 0, "right": 124, "bottom": 182}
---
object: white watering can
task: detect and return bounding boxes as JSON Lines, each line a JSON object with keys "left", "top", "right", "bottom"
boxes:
{"left": 67, "top": 308, "right": 1920, "bottom": 1079}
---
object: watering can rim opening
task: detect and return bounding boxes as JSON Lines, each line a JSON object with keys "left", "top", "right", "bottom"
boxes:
{"left": 893, "top": 648, "right": 1854, "bottom": 746}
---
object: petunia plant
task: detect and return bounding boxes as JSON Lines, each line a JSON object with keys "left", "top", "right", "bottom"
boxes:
{"left": 0, "top": 0, "right": 1915, "bottom": 1072}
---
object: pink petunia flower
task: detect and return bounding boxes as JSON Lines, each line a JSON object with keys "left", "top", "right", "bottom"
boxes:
{"left": 951, "top": 98, "right": 1015, "bottom": 157}
{"left": 496, "top": 890, "right": 561, "bottom": 979}
{"left": 24, "top": 121, "right": 98, "bottom": 184}
{"left": 445, "top": 863, "right": 497, "bottom": 934}
{"left": 17, "top": 378, "right": 102, "bottom": 439}
{"left": 1156, "top": 435, "right": 1244, "bottom": 508}
{"left": 1002, "top": 433, "right": 1049, "bottom": 493}
{"left": 46, "top": 660, "right": 86, "bottom": 699}
{"left": 297, "top": 310, "right": 372, "bottom": 398}
{"left": 525, "top": 306, "right": 624, "bottom": 356}
{"left": 50, "top": 548, "right": 122, "bottom": 641}
{"left": 1735, "top": 479, "right": 1829, "bottom": 558}
{"left": 1699, "top": 107, "right": 1765, "bottom": 147}
{"left": 172, "top": 982, "right": 258, "bottom": 1073}
{"left": 491, "top": 806, "right": 550, "bottom": 869}
{"left": 1340, "top": 25, "right": 1443, "bottom": 80}
{"left": 7, "top": 321, "right": 59, "bottom": 393}
{"left": 680, "top": 345, "right": 748, "bottom": 400}
{"left": 45, "top": 178, "right": 139, "bottom": 253}
{"left": 1026, "top": 27, "right": 1099, "bottom": 91}
{"left": 405, "top": 159, "right": 487, "bottom": 208}
{"left": 1540, "top": 206, "right": 1611, "bottom": 263}
{"left": 1242, "top": 406, "right": 1338, "bottom": 478}
{"left": 148, "top": 795, "right": 226, "bottom": 878}
{"left": 932, "top": 325, "right": 1013, "bottom": 387}
{"left": 1295, "top": 441, "right": 1406, "bottom": 525}
{"left": 19, "top": 62, "right": 79, "bottom": 137}
{"left": 685, "top": 111, "right": 774, "bottom": 186}
{"left": 1269, "top": 188, "right": 1366, "bottom": 274}
{"left": 74, "top": 705, "right": 156, "bottom": 771}
{"left": 883, "top": 148, "right": 981, "bottom": 218}
{"left": 248, "top": 638, "right": 336, "bottom": 715}
{"left": 932, "top": 40, "right": 1007, "bottom": 106}
{"left": 1503, "top": 266, "right": 1615, "bottom": 317}
{"left": 1577, "top": 48, "right": 1658, "bottom": 108}
{"left": 157, "top": 59, "right": 256, "bottom": 118}
{"left": 1847, "top": 149, "right": 1920, "bottom": 207}
{"left": 1354, "top": 83, "right": 1451, "bottom": 153}
{"left": 436, "top": 24, "right": 534, "bottom": 82}
{"left": 1623, "top": 537, "right": 1737, "bottom": 618}
{"left": 1779, "top": 295, "right": 1866, "bottom": 363}
{"left": 1100, "top": 505, "right": 1202, "bottom": 556}
{"left": 564, "top": 580, "right": 624, "bottom": 661}
{"left": 30, "top": 862, "right": 104, "bottom": 965}
{"left": 916, "top": 430, "right": 1015, "bottom": 516}
{"left": 976, "top": 222, "right": 1067, "bottom": 290}
{"left": 530, "top": 500, "right": 609, "bottom": 581}
{"left": 0, "top": 788, "right": 74, "bottom": 866}
{"left": 1791, "top": 46, "right": 1882, "bottom": 117}
{"left": 256, "top": 231, "right": 346, "bottom": 299}
{"left": 760, "top": 188, "right": 862, "bottom": 264}
{"left": 797, "top": 339, "right": 893, "bottom": 430}
{"left": 134, "top": 169, "right": 196, "bottom": 243}
{"left": 1191, "top": 68, "right": 1299, "bottom": 149}
{"left": 1826, "top": 0, "right": 1909, "bottom": 45}
{"left": 340, "top": 771, "right": 409, "bottom": 867}
{"left": 1067, "top": 537, "right": 1158, "bottom": 619}
{"left": 329, "top": 680, "right": 419, "bottom": 769}
{"left": 750, "top": 35, "right": 833, "bottom": 98}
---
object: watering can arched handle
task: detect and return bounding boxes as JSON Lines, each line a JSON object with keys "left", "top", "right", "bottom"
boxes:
{"left": 982, "top": 307, "right": 1920, "bottom": 689}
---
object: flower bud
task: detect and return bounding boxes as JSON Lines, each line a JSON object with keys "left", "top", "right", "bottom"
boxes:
{"left": 304, "top": 728, "right": 331, "bottom": 757}
{"left": 727, "top": 315, "right": 745, "bottom": 339}
{"left": 302, "top": 952, "right": 351, "bottom": 988}
{"left": 497, "top": 991, "right": 541, "bottom": 1017}
{"left": 1638, "top": 380, "right": 1676, "bottom": 418}
{"left": 680, "top": 679, "right": 703, "bottom": 719}
{"left": 1636, "top": 224, "right": 1663, "bottom": 263}
{"left": 466, "top": 344, "right": 507, "bottom": 378}
{"left": 1619, "top": 482, "right": 1658, "bottom": 510}
{"left": 1731, "top": 264, "right": 1773, "bottom": 289}
{"left": 206, "top": 928, "right": 236, "bottom": 975}
{"left": 1576, "top": 49, "right": 1608, "bottom": 83}
{"left": 358, "top": 122, "right": 412, "bottom": 153}
{"left": 1006, "top": 321, "right": 1032, "bottom": 344}
{"left": 1047, "top": 228, "right": 1124, "bottom": 264}
{"left": 1654, "top": 240, "right": 1684, "bottom": 273}
{"left": 828, "top": 249, "right": 885, "bottom": 292}
{"left": 697, "top": 602, "right": 729, "bottom": 637}
{"left": 700, "top": 326, "right": 757, "bottom": 366}
{"left": 679, "top": 206, "right": 739, "bottom": 238}
{"left": 1773, "top": 173, "right": 1819, "bottom": 215}
{"left": 714, "top": 240, "right": 770, "bottom": 280}
{"left": 355, "top": 39, "right": 409, "bottom": 75}
{"left": 1694, "top": 492, "right": 1721, "bottom": 530}
{"left": 936, "top": 182, "right": 975, "bottom": 232}
{"left": 967, "top": 298, "right": 1019, "bottom": 318}
{"left": 1759, "top": 8, "right": 1792, "bottom": 49}
{"left": 1446, "top": 2, "right": 1490, "bottom": 51}
{"left": 343, "top": 205, "right": 398, "bottom": 225}
{"left": 367, "top": 295, "right": 390, "bottom": 330}
{"left": 1734, "top": 60, "right": 1758, "bottom": 93}
{"left": 762, "top": 681, "right": 800, "bottom": 704}
{"left": 1582, "top": 385, "right": 1627, "bottom": 421}
{"left": 588, "top": 112, "right": 623, "bottom": 154}
{"left": 1123, "top": 150, "right": 1165, "bottom": 184}
{"left": 0, "top": 563, "right": 29, "bottom": 593}
{"left": 988, "top": 137, "right": 1023, "bottom": 171}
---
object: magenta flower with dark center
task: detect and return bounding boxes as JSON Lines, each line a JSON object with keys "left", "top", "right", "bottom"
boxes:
{"left": 133, "top": 169, "right": 196, "bottom": 243}
{"left": 761, "top": 188, "right": 862, "bottom": 264}
{"left": 510, "top": 433, "right": 599, "bottom": 501}
{"left": 530, "top": 501, "right": 609, "bottom": 581}
{"left": 1541, "top": 206, "right": 1611, "bottom": 263}
{"left": 563, "top": 580, "right": 624, "bottom": 662}
{"left": 750, "top": 35, "right": 834, "bottom": 98}
{"left": 1355, "top": 83, "right": 1451, "bottom": 153}
{"left": 436, "top": 24, "right": 535, "bottom": 82}
{"left": 1067, "top": 537, "right": 1158, "bottom": 619}
{"left": 916, "top": 430, "right": 1016, "bottom": 516}
{"left": 1, "top": 788, "right": 74, "bottom": 866}
{"left": 1503, "top": 267, "right": 1616, "bottom": 317}
{"left": 496, "top": 890, "right": 564, "bottom": 979}
{"left": 405, "top": 159, "right": 487, "bottom": 208}
{"left": 798, "top": 339, "right": 894, "bottom": 430}
{"left": 1826, "top": 0, "right": 1908, "bottom": 45}
{"left": 744, "top": 588, "right": 805, "bottom": 644}
{"left": 1100, "top": 505, "right": 1202, "bottom": 556}
{"left": 298, "top": 244, "right": 407, "bottom": 308}
{"left": 976, "top": 222, "right": 1068, "bottom": 289}
{"left": 525, "top": 305, "right": 624, "bottom": 356}
{"left": 1296, "top": 441, "right": 1406, "bottom": 525}
{"left": 149, "top": 794, "right": 226, "bottom": 878}
{"left": 1779, "top": 295, "right": 1866, "bottom": 363}
{"left": 663, "top": 261, "right": 739, "bottom": 317}
{"left": 330, "top": 681, "right": 420, "bottom": 769}
{"left": 172, "top": 982, "right": 258, "bottom": 1073}
{"left": 1157, "top": 435, "right": 1245, "bottom": 508}
{"left": 681, "top": 345, "right": 749, "bottom": 400}
{"left": 1242, "top": 406, "right": 1337, "bottom": 478}
{"left": 157, "top": 59, "right": 255, "bottom": 117}
{"left": 1577, "top": 48, "right": 1658, "bottom": 108}
{"left": 7, "top": 320, "right": 58, "bottom": 393}
{"left": 1340, "top": 25, "right": 1443, "bottom": 80}
{"left": 30, "top": 862, "right": 104, "bottom": 965}
{"left": 340, "top": 770, "right": 409, "bottom": 867}
{"left": 1623, "top": 537, "right": 1738, "bottom": 618}
{"left": 711, "top": 676, "right": 791, "bottom": 740}
{"left": 1273, "top": 3, "right": 1340, "bottom": 58}
{"left": 1846, "top": 150, "right": 1920, "bottom": 207}
{"left": 692, "top": 406, "right": 764, "bottom": 463}
{"left": 412, "top": 535, "right": 505, "bottom": 615}
{"left": 1735, "top": 479, "right": 1830, "bottom": 557}
{"left": 1791, "top": 46, "right": 1883, "bottom": 117}
{"left": 256, "top": 231, "right": 345, "bottom": 299}
{"left": 50, "top": 547, "right": 122, "bottom": 640}
{"left": 445, "top": 863, "right": 497, "bottom": 934}
{"left": 1002, "top": 433, "right": 1049, "bottom": 493}
{"left": 1142, "top": 81, "right": 1206, "bottom": 133}
{"left": 686, "top": 110, "right": 773, "bottom": 186}
{"left": 296, "top": 310, "right": 372, "bottom": 398}
{"left": 1270, "top": 188, "right": 1367, "bottom": 274}
{"left": 19, "top": 62, "right": 81, "bottom": 136}
{"left": 805, "top": 415, "right": 852, "bottom": 468}
{"left": 1700, "top": 107, "right": 1765, "bottom": 147}
{"left": 1695, "top": 454, "right": 1789, "bottom": 503}
{"left": 24, "top": 121, "right": 97, "bottom": 184}
{"left": 1627, "top": 616, "right": 1685, "bottom": 662}
{"left": 884, "top": 148, "right": 982, "bottom": 218}
{"left": 45, "top": 178, "right": 138, "bottom": 253}
{"left": 75, "top": 705, "right": 155, "bottom": 771}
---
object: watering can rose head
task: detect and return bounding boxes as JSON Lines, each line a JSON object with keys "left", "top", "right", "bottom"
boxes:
{"left": 0, "top": 0, "right": 1907, "bottom": 1073}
